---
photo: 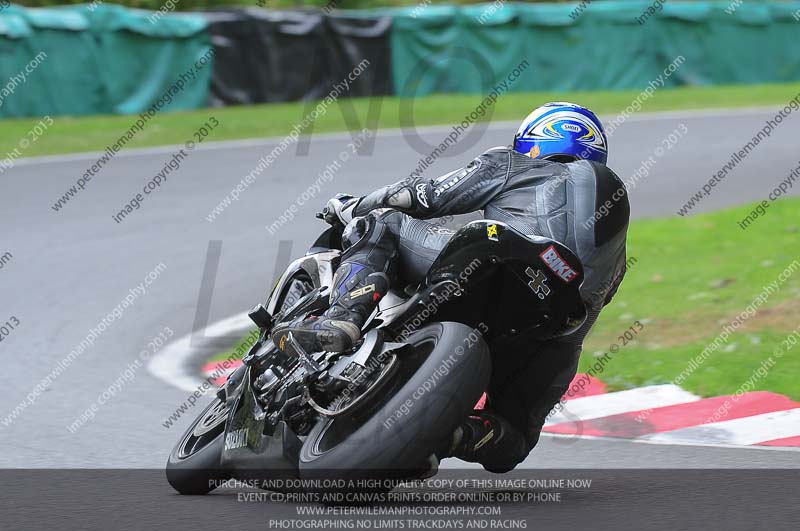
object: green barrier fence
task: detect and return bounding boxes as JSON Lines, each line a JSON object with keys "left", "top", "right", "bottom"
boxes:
{"left": 1, "top": 2, "right": 799, "bottom": 118}
{"left": 389, "top": 1, "right": 800, "bottom": 97}
{"left": 0, "top": 3, "right": 211, "bottom": 118}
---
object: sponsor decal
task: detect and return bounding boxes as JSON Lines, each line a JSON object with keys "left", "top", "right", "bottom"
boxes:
{"left": 433, "top": 169, "right": 459, "bottom": 186}
{"left": 524, "top": 267, "right": 551, "bottom": 299}
{"left": 562, "top": 123, "right": 581, "bottom": 133}
{"left": 486, "top": 224, "right": 499, "bottom": 241}
{"left": 433, "top": 159, "right": 482, "bottom": 197}
{"left": 566, "top": 317, "right": 583, "bottom": 328}
{"left": 415, "top": 183, "right": 430, "bottom": 208}
{"left": 429, "top": 226, "right": 453, "bottom": 235}
{"left": 473, "top": 430, "right": 495, "bottom": 451}
{"left": 225, "top": 428, "right": 248, "bottom": 450}
{"left": 528, "top": 145, "right": 540, "bottom": 159}
{"left": 350, "top": 283, "right": 376, "bottom": 298}
{"left": 539, "top": 245, "right": 578, "bottom": 283}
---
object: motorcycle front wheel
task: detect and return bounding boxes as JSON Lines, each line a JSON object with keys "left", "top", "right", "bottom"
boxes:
{"left": 166, "top": 398, "right": 230, "bottom": 494}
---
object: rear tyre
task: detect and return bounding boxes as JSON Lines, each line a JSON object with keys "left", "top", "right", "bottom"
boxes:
{"left": 299, "top": 322, "right": 490, "bottom": 480}
{"left": 166, "top": 398, "right": 230, "bottom": 495}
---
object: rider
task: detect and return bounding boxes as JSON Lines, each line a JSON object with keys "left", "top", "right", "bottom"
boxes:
{"left": 272, "top": 102, "right": 630, "bottom": 472}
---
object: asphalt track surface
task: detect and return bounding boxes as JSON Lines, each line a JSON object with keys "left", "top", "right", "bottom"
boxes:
{"left": 2, "top": 107, "right": 799, "bottom": 527}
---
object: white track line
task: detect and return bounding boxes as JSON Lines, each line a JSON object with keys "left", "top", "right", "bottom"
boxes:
{"left": 640, "top": 408, "right": 800, "bottom": 446}
{"left": 147, "top": 311, "right": 252, "bottom": 393}
{"left": 545, "top": 385, "right": 700, "bottom": 426}
{"left": 149, "top": 313, "right": 800, "bottom": 452}
{"left": 541, "top": 432, "right": 800, "bottom": 453}
{"left": 12, "top": 106, "right": 781, "bottom": 166}
{"left": 203, "top": 364, "right": 239, "bottom": 381}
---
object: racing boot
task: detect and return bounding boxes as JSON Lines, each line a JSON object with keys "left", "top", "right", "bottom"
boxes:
{"left": 272, "top": 271, "right": 389, "bottom": 354}
{"left": 438, "top": 411, "right": 528, "bottom": 473}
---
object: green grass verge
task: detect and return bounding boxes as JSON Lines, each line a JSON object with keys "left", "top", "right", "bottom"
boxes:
{"left": 581, "top": 197, "right": 800, "bottom": 400}
{"left": 208, "top": 331, "right": 259, "bottom": 366}
{"left": 5, "top": 82, "right": 800, "bottom": 158}
{"left": 208, "top": 198, "right": 800, "bottom": 400}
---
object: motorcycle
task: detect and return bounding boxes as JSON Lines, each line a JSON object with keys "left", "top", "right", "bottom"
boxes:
{"left": 166, "top": 214, "right": 587, "bottom": 495}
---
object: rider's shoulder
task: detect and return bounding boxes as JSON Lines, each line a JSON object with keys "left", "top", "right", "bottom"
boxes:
{"left": 476, "top": 145, "right": 513, "bottom": 165}
{"left": 481, "top": 145, "right": 513, "bottom": 156}
{"left": 567, "top": 160, "right": 622, "bottom": 183}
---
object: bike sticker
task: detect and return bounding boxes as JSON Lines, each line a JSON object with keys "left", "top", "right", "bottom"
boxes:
{"left": 539, "top": 245, "right": 578, "bottom": 283}
{"left": 432, "top": 158, "right": 482, "bottom": 198}
{"left": 486, "top": 224, "right": 499, "bottom": 241}
{"left": 525, "top": 267, "right": 551, "bottom": 299}
{"left": 415, "top": 183, "right": 430, "bottom": 208}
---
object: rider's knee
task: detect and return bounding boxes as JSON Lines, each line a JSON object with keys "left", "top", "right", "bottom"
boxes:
{"left": 342, "top": 210, "right": 402, "bottom": 252}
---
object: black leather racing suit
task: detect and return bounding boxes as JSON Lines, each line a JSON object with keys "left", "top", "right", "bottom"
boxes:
{"left": 336, "top": 146, "right": 630, "bottom": 471}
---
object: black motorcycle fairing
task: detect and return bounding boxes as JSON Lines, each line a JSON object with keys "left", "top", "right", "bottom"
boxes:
{"left": 265, "top": 250, "right": 339, "bottom": 319}
{"left": 272, "top": 285, "right": 331, "bottom": 327}
{"left": 421, "top": 220, "right": 588, "bottom": 341}
{"left": 185, "top": 219, "right": 588, "bottom": 488}
{"left": 307, "top": 225, "right": 344, "bottom": 255}
{"left": 219, "top": 332, "right": 404, "bottom": 478}
{"left": 219, "top": 367, "right": 303, "bottom": 479}
{"left": 216, "top": 362, "right": 249, "bottom": 404}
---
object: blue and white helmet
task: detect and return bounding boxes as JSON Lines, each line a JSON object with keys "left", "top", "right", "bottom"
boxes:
{"left": 513, "top": 102, "right": 608, "bottom": 164}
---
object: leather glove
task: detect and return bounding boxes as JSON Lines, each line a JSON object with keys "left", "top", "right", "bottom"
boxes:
{"left": 322, "top": 193, "right": 360, "bottom": 225}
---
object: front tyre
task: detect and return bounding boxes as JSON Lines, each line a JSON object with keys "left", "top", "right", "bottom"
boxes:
{"left": 299, "top": 322, "right": 491, "bottom": 480}
{"left": 166, "top": 398, "right": 231, "bottom": 494}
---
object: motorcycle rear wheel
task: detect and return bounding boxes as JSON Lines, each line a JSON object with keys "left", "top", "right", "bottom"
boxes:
{"left": 299, "top": 321, "right": 490, "bottom": 481}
